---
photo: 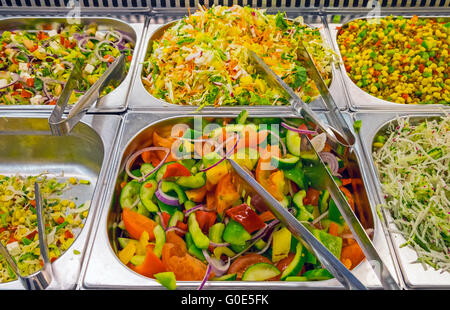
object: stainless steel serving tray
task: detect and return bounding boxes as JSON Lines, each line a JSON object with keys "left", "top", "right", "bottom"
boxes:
{"left": 0, "top": 112, "right": 121, "bottom": 289}
{"left": 355, "top": 111, "right": 450, "bottom": 288}
{"left": 128, "top": 13, "right": 348, "bottom": 113}
{"left": 328, "top": 14, "right": 450, "bottom": 111}
{"left": 79, "top": 110, "right": 400, "bottom": 290}
{"left": 0, "top": 16, "right": 145, "bottom": 113}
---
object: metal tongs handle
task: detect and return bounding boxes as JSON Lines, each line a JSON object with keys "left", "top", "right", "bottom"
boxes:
{"left": 248, "top": 51, "right": 354, "bottom": 148}
{"left": 0, "top": 182, "right": 53, "bottom": 289}
{"left": 49, "top": 54, "right": 126, "bottom": 136}
{"left": 296, "top": 43, "right": 356, "bottom": 147}
{"left": 228, "top": 159, "right": 367, "bottom": 290}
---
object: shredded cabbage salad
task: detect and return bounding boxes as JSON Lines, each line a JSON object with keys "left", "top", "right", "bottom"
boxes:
{"left": 143, "top": 5, "right": 335, "bottom": 108}
{"left": 0, "top": 174, "right": 90, "bottom": 283}
{"left": 0, "top": 22, "right": 134, "bottom": 105}
{"left": 373, "top": 115, "right": 450, "bottom": 272}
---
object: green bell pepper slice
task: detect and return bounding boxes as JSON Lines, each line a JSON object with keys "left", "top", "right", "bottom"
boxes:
{"left": 188, "top": 213, "right": 210, "bottom": 249}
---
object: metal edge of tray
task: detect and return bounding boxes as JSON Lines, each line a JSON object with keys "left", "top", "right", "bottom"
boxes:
{"left": 354, "top": 110, "right": 450, "bottom": 289}
{"left": 0, "top": 111, "right": 122, "bottom": 289}
{"left": 328, "top": 13, "right": 450, "bottom": 112}
{"left": 128, "top": 12, "right": 346, "bottom": 113}
{"left": 79, "top": 110, "right": 396, "bottom": 290}
{"left": 0, "top": 15, "right": 145, "bottom": 113}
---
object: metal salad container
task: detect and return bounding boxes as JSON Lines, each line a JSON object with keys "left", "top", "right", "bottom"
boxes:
{"left": 0, "top": 16, "right": 145, "bottom": 113}
{"left": 128, "top": 12, "right": 349, "bottom": 113}
{"left": 0, "top": 112, "right": 122, "bottom": 289}
{"left": 328, "top": 14, "right": 450, "bottom": 111}
{"left": 355, "top": 111, "right": 450, "bottom": 288}
{"left": 79, "top": 111, "right": 400, "bottom": 289}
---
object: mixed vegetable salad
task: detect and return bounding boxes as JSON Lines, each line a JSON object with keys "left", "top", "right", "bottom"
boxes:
{"left": 113, "top": 112, "right": 371, "bottom": 289}
{"left": 373, "top": 115, "right": 449, "bottom": 272}
{"left": 337, "top": 16, "right": 449, "bottom": 105}
{"left": 0, "top": 22, "right": 134, "bottom": 105}
{"left": 0, "top": 174, "right": 90, "bottom": 283}
{"left": 142, "top": 5, "right": 335, "bottom": 108}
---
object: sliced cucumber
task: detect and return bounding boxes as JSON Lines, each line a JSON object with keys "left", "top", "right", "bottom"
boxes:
{"left": 271, "top": 155, "right": 300, "bottom": 169}
{"left": 136, "top": 201, "right": 150, "bottom": 217}
{"left": 120, "top": 180, "right": 141, "bottom": 209}
{"left": 280, "top": 243, "right": 306, "bottom": 280}
{"left": 118, "top": 237, "right": 132, "bottom": 249}
{"left": 242, "top": 263, "right": 281, "bottom": 281}
{"left": 286, "top": 130, "right": 301, "bottom": 156}
{"left": 154, "top": 272, "right": 177, "bottom": 290}
{"left": 213, "top": 273, "right": 237, "bottom": 281}
{"left": 153, "top": 225, "right": 166, "bottom": 258}
{"left": 168, "top": 210, "right": 184, "bottom": 228}
{"left": 176, "top": 172, "right": 206, "bottom": 189}
{"left": 130, "top": 255, "right": 145, "bottom": 266}
{"left": 140, "top": 179, "right": 158, "bottom": 212}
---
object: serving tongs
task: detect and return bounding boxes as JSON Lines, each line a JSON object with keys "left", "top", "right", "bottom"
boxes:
{"left": 49, "top": 54, "right": 126, "bottom": 136}
{"left": 0, "top": 183, "right": 53, "bottom": 289}
{"left": 228, "top": 159, "right": 366, "bottom": 290}
{"left": 248, "top": 50, "right": 355, "bottom": 148}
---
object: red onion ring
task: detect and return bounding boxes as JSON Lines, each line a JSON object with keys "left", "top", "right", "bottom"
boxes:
{"left": 198, "top": 264, "right": 212, "bottom": 290}
{"left": 209, "top": 241, "right": 230, "bottom": 247}
{"left": 95, "top": 40, "right": 118, "bottom": 63}
{"left": 255, "top": 229, "right": 275, "bottom": 255}
{"left": 155, "top": 181, "right": 180, "bottom": 207}
{"left": 319, "top": 152, "right": 340, "bottom": 176}
{"left": 125, "top": 146, "right": 169, "bottom": 181}
{"left": 281, "top": 122, "right": 318, "bottom": 135}
{"left": 165, "top": 226, "right": 187, "bottom": 234}
{"left": 202, "top": 250, "right": 231, "bottom": 277}
{"left": 77, "top": 36, "right": 97, "bottom": 53}
{"left": 157, "top": 211, "right": 166, "bottom": 230}
{"left": 183, "top": 204, "right": 207, "bottom": 217}
{"left": 0, "top": 73, "right": 19, "bottom": 90}
{"left": 199, "top": 135, "right": 240, "bottom": 172}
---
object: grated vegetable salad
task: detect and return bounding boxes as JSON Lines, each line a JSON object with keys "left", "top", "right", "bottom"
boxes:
{"left": 373, "top": 115, "right": 450, "bottom": 272}
{"left": 142, "top": 5, "right": 335, "bottom": 108}
{"left": 0, "top": 22, "right": 134, "bottom": 105}
{"left": 0, "top": 174, "right": 90, "bottom": 283}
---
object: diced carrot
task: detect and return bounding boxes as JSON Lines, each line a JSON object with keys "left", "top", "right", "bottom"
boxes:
{"left": 122, "top": 207, "right": 157, "bottom": 241}
{"left": 185, "top": 185, "right": 207, "bottom": 203}
{"left": 259, "top": 211, "right": 276, "bottom": 222}
{"left": 328, "top": 222, "right": 340, "bottom": 236}
{"left": 130, "top": 245, "right": 166, "bottom": 278}
{"left": 340, "top": 243, "right": 365, "bottom": 269}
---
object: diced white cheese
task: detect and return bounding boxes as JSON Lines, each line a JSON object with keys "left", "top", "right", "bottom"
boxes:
{"left": 95, "top": 31, "right": 105, "bottom": 41}
{"left": 30, "top": 94, "right": 43, "bottom": 105}
{"left": 54, "top": 64, "right": 64, "bottom": 74}
{"left": 49, "top": 41, "right": 60, "bottom": 51}
{"left": 6, "top": 241, "right": 20, "bottom": 256}
{"left": 19, "top": 72, "right": 31, "bottom": 80}
{"left": 0, "top": 79, "right": 7, "bottom": 88}
{"left": 48, "top": 29, "right": 58, "bottom": 37}
{"left": 19, "top": 62, "right": 28, "bottom": 72}
{"left": 84, "top": 63, "right": 95, "bottom": 74}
